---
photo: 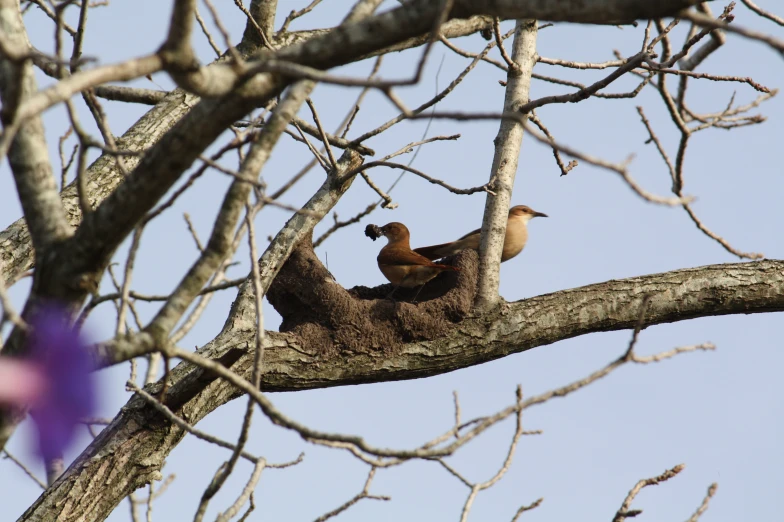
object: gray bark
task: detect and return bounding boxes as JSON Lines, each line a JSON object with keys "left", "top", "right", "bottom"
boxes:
{"left": 0, "top": 0, "right": 71, "bottom": 253}
{"left": 18, "top": 259, "right": 784, "bottom": 521}
{"left": 474, "top": 19, "right": 538, "bottom": 311}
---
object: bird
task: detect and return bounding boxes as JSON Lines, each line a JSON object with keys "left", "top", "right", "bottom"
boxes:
{"left": 414, "top": 205, "right": 547, "bottom": 263}
{"left": 373, "top": 222, "right": 460, "bottom": 301}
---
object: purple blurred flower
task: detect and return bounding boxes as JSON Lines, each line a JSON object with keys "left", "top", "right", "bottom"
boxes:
{"left": 0, "top": 304, "right": 95, "bottom": 460}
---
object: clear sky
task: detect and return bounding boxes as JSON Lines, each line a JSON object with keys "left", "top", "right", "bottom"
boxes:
{"left": 1, "top": 1, "right": 782, "bottom": 521}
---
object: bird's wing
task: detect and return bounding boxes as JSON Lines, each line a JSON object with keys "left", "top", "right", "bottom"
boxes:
{"left": 415, "top": 230, "right": 481, "bottom": 260}
{"left": 458, "top": 228, "right": 481, "bottom": 241}
{"left": 413, "top": 241, "right": 455, "bottom": 260}
{"left": 378, "top": 247, "right": 439, "bottom": 267}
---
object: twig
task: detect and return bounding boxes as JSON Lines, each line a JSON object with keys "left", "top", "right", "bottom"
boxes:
{"left": 612, "top": 464, "right": 685, "bottom": 522}
{"left": 214, "top": 459, "right": 266, "bottom": 522}
{"left": 680, "top": 7, "right": 784, "bottom": 56}
{"left": 518, "top": 52, "right": 647, "bottom": 113}
{"left": 0, "top": 261, "right": 26, "bottom": 330}
{"left": 522, "top": 120, "right": 690, "bottom": 206}
{"left": 439, "top": 34, "right": 508, "bottom": 71}
{"left": 493, "top": 18, "right": 518, "bottom": 71}
{"left": 57, "top": 126, "right": 76, "bottom": 188}
{"left": 350, "top": 31, "right": 498, "bottom": 145}
{"left": 2, "top": 451, "right": 46, "bottom": 489}
{"left": 201, "top": 0, "right": 242, "bottom": 64}
{"left": 510, "top": 498, "right": 544, "bottom": 522}
{"left": 314, "top": 203, "right": 377, "bottom": 248}
{"left": 127, "top": 381, "right": 260, "bottom": 462}
{"left": 631, "top": 343, "right": 716, "bottom": 364}
{"left": 313, "top": 467, "right": 390, "bottom": 522}
{"left": 194, "top": 7, "right": 222, "bottom": 57}
{"left": 359, "top": 171, "right": 397, "bottom": 209}
{"left": 116, "top": 226, "right": 144, "bottom": 343}
{"left": 306, "top": 98, "right": 338, "bottom": 169}
{"left": 280, "top": 0, "right": 323, "bottom": 33}
{"left": 235, "top": 115, "right": 376, "bottom": 156}
{"left": 232, "top": 0, "right": 272, "bottom": 49}
{"left": 455, "top": 386, "right": 531, "bottom": 522}
{"left": 636, "top": 106, "right": 764, "bottom": 259}
{"left": 685, "top": 483, "right": 718, "bottom": 522}
{"left": 527, "top": 112, "right": 577, "bottom": 176}
{"left": 741, "top": 0, "right": 784, "bottom": 26}
{"left": 361, "top": 161, "right": 496, "bottom": 196}
{"left": 183, "top": 213, "right": 204, "bottom": 252}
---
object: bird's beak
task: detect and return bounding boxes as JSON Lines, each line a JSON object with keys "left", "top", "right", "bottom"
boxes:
{"left": 533, "top": 211, "right": 548, "bottom": 218}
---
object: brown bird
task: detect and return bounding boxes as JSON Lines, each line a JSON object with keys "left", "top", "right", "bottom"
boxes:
{"left": 374, "top": 222, "right": 459, "bottom": 300}
{"left": 414, "top": 205, "right": 547, "bottom": 263}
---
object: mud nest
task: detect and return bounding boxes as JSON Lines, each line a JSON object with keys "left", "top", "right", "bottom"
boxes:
{"left": 267, "top": 236, "right": 479, "bottom": 355}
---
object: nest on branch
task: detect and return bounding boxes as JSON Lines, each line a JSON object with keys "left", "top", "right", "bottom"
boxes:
{"left": 267, "top": 235, "right": 478, "bottom": 355}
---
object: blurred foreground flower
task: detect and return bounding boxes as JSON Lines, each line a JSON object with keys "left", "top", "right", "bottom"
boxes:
{"left": 0, "top": 305, "right": 94, "bottom": 460}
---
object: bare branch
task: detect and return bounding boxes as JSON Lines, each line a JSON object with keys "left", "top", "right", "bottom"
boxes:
{"left": 214, "top": 458, "right": 265, "bottom": 522}
{"left": 194, "top": 7, "right": 223, "bottom": 58}
{"left": 680, "top": 6, "right": 784, "bottom": 55}
{"left": 685, "top": 483, "right": 718, "bottom": 522}
{"left": 280, "top": 0, "right": 323, "bottom": 33}
{"left": 0, "top": 1, "right": 72, "bottom": 252}
{"left": 312, "top": 467, "right": 390, "bottom": 522}
{"left": 314, "top": 204, "right": 377, "bottom": 248}
{"left": 362, "top": 161, "right": 496, "bottom": 196}
{"left": 306, "top": 98, "right": 338, "bottom": 170}
{"left": 527, "top": 112, "right": 577, "bottom": 176}
{"left": 510, "top": 498, "right": 544, "bottom": 522}
{"left": 127, "top": 381, "right": 260, "bottom": 463}
{"left": 518, "top": 51, "right": 646, "bottom": 114}
{"left": 2, "top": 451, "right": 46, "bottom": 489}
{"left": 612, "top": 464, "right": 685, "bottom": 522}
{"left": 523, "top": 120, "right": 691, "bottom": 206}
{"left": 741, "top": 0, "right": 784, "bottom": 26}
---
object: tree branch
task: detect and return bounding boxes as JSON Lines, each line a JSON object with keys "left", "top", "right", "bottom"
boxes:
{"left": 474, "top": 19, "right": 537, "bottom": 311}
{"left": 20, "top": 258, "right": 784, "bottom": 521}
{"left": 0, "top": 0, "right": 71, "bottom": 253}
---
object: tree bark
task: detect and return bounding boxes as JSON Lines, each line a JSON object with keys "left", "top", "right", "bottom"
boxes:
{"left": 18, "top": 258, "right": 784, "bottom": 521}
{"left": 474, "top": 19, "right": 537, "bottom": 311}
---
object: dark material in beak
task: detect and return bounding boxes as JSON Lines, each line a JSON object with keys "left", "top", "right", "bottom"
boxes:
{"left": 533, "top": 211, "right": 548, "bottom": 218}
{"left": 365, "top": 224, "right": 383, "bottom": 241}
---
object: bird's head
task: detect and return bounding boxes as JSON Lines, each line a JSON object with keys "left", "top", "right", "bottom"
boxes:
{"left": 509, "top": 205, "right": 548, "bottom": 222}
{"left": 380, "top": 222, "right": 410, "bottom": 243}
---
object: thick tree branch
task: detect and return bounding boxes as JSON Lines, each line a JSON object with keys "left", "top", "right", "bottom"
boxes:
{"left": 19, "top": 259, "right": 784, "bottom": 521}
{"left": 156, "top": 0, "right": 703, "bottom": 99}
{"left": 0, "top": 0, "right": 74, "bottom": 454}
{"left": 0, "top": 0, "right": 71, "bottom": 253}
{"left": 474, "top": 20, "right": 537, "bottom": 311}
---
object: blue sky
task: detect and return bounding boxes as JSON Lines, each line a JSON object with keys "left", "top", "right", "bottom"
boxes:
{"left": 1, "top": 1, "right": 782, "bottom": 521}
